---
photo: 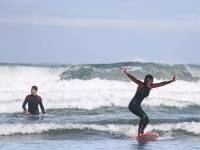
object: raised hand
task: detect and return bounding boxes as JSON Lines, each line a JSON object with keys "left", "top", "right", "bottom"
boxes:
{"left": 171, "top": 75, "right": 176, "bottom": 82}
{"left": 121, "top": 66, "right": 128, "bottom": 73}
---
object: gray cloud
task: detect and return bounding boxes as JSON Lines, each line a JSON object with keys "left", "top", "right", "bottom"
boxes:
{"left": 0, "top": 16, "right": 200, "bottom": 31}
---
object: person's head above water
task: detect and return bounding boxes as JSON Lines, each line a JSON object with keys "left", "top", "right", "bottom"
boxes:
{"left": 144, "top": 74, "right": 153, "bottom": 83}
{"left": 31, "top": 86, "right": 38, "bottom": 95}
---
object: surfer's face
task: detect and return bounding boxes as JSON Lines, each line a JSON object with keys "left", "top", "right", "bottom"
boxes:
{"left": 31, "top": 89, "right": 37, "bottom": 95}
{"left": 144, "top": 75, "right": 153, "bottom": 84}
{"left": 145, "top": 77, "right": 153, "bottom": 83}
{"left": 145, "top": 77, "right": 153, "bottom": 87}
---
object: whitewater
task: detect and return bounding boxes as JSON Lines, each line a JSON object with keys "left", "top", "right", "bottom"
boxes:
{"left": 1, "top": 62, "right": 200, "bottom": 150}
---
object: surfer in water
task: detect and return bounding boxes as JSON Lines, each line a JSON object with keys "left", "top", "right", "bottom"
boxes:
{"left": 22, "top": 86, "right": 46, "bottom": 115}
{"left": 122, "top": 66, "right": 176, "bottom": 137}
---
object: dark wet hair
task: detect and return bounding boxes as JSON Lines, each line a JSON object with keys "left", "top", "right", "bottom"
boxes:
{"left": 144, "top": 74, "right": 153, "bottom": 83}
{"left": 31, "top": 86, "right": 38, "bottom": 91}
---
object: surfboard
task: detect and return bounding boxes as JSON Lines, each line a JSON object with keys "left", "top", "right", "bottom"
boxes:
{"left": 136, "top": 132, "right": 159, "bottom": 141}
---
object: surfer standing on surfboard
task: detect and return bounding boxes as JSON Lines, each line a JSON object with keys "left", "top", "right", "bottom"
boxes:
{"left": 122, "top": 66, "right": 176, "bottom": 137}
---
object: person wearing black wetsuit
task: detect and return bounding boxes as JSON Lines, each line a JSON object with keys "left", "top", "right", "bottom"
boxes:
{"left": 22, "top": 86, "right": 45, "bottom": 115}
{"left": 122, "top": 67, "right": 176, "bottom": 136}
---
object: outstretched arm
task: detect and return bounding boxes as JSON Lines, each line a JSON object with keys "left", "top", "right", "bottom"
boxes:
{"left": 151, "top": 75, "right": 176, "bottom": 88}
{"left": 122, "top": 67, "right": 143, "bottom": 85}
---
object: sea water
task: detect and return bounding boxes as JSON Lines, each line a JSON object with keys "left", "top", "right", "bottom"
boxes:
{"left": 0, "top": 62, "right": 200, "bottom": 150}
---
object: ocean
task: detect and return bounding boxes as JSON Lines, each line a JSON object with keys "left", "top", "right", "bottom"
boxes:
{"left": 0, "top": 62, "right": 200, "bottom": 150}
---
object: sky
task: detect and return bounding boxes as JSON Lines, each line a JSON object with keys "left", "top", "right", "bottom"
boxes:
{"left": 0, "top": 0, "right": 200, "bottom": 64}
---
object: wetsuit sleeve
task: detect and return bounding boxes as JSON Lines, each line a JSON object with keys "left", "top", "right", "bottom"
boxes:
{"left": 151, "top": 80, "right": 173, "bottom": 88}
{"left": 125, "top": 72, "right": 143, "bottom": 85}
{"left": 39, "top": 97, "right": 45, "bottom": 114}
{"left": 22, "top": 96, "right": 28, "bottom": 111}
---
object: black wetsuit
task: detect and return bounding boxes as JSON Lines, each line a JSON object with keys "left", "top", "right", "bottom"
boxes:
{"left": 128, "top": 86, "right": 150, "bottom": 133}
{"left": 22, "top": 94, "right": 45, "bottom": 115}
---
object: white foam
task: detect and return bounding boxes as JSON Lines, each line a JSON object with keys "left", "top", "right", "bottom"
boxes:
{"left": 0, "top": 122, "right": 135, "bottom": 136}
{"left": 0, "top": 122, "right": 200, "bottom": 136}
{"left": 1, "top": 65, "right": 200, "bottom": 113}
{"left": 147, "top": 122, "right": 200, "bottom": 135}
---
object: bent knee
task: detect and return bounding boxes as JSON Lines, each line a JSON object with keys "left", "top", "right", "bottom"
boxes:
{"left": 128, "top": 104, "right": 137, "bottom": 113}
{"left": 128, "top": 102, "right": 133, "bottom": 111}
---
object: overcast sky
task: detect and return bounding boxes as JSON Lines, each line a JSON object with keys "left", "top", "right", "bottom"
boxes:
{"left": 0, "top": 0, "right": 200, "bottom": 64}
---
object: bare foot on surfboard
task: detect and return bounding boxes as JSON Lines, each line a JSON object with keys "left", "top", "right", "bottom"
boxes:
{"left": 136, "top": 132, "right": 159, "bottom": 141}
